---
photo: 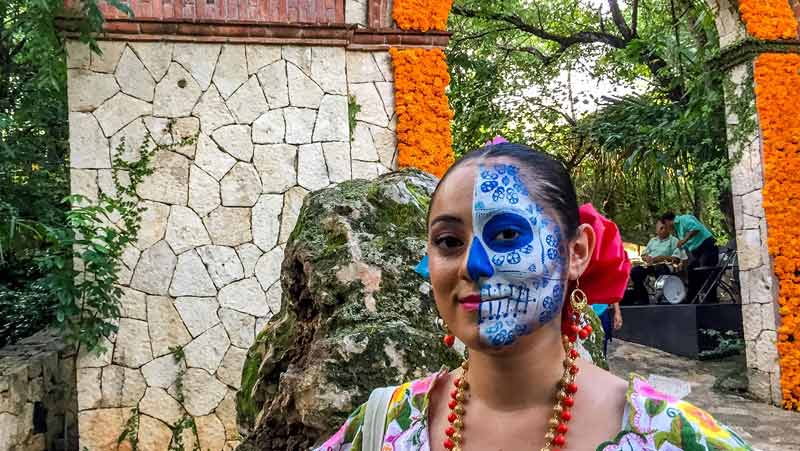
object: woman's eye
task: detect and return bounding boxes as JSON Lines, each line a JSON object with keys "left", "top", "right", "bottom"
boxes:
{"left": 434, "top": 236, "right": 464, "bottom": 249}
{"left": 493, "top": 230, "right": 520, "bottom": 241}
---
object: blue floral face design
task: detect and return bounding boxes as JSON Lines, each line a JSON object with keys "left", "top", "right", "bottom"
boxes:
{"left": 468, "top": 164, "right": 567, "bottom": 347}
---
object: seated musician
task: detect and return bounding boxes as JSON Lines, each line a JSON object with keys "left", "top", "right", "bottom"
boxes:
{"left": 629, "top": 219, "right": 687, "bottom": 304}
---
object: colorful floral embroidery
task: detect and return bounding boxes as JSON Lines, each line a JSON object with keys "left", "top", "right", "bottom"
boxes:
{"left": 314, "top": 373, "right": 752, "bottom": 451}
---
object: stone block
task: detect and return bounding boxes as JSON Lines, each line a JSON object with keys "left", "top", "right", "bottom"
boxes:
{"left": 375, "top": 82, "right": 394, "bottom": 118}
{"left": 252, "top": 194, "right": 283, "bottom": 251}
{"left": 314, "top": 95, "right": 349, "bottom": 142}
{"left": 253, "top": 110, "right": 286, "bottom": 144}
{"left": 352, "top": 160, "right": 379, "bottom": 179}
{"left": 219, "top": 309, "right": 256, "bottom": 349}
{"left": 370, "top": 125, "right": 397, "bottom": 168}
{"left": 193, "top": 85, "right": 236, "bottom": 134}
{"left": 66, "top": 40, "right": 90, "bottom": 69}
{"left": 213, "top": 124, "right": 254, "bottom": 162}
{"left": 130, "top": 42, "right": 173, "bottom": 82}
{"left": 78, "top": 408, "right": 133, "bottom": 451}
{"left": 347, "top": 52, "right": 384, "bottom": 83}
{"left": 148, "top": 295, "right": 193, "bottom": 357}
{"left": 214, "top": 44, "right": 249, "bottom": 100}
{"left": 284, "top": 107, "right": 317, "bottom": 144}
{"left": 89, "top": 41, "right": 125, "bottom": 73}
{"left": 76, "top": 336, "right": 113, "bottom": 368}
{"left": 137, "top": 414, "right": 173, "bottom": 451}
{"left": 312, "top": 47, "right": 346, "bottom": 95}
{"left": 221, "top": 163, "right": 262, "bottom": 207}
{"left": 755, "top": 330, "right": 779, "bottom": 374}
{"left": 345, "top": 0, "right": 368, "bottom": 26}
{"left": 94, "top": 93, "right": 152, "bottom": 137}
{"left": 218, "top": 278, "right": 268, "bottom": 317}
{"left": 116, "top": 47, "right": 155, "bottom": 102}
{"left": 139, "top": 387, "right": 184, "bottom": 426}
{"left": 170, "top": 250, "right": 217, "bottom": 298}
{"left": 141, "top": 353, "right": 185, "bottom": 389}
{"left": 119, "top": 287, "right": 147, "bottom": 320}
{"left": 112, "top": 318, "right": 153, "bottom": 368}
{"left": 183, "top": 324, "right": 230, "bottom": 374}
{"left": 135, "top": 201, "right": 170, "bottom": 250}
{"left": 254, "top": 144, "right": 297, "bottom": 193}
{"left": 237, "top": 243, "right": 263, "bottom": 278}
{"left": 195, "top": 133, "right": 237, "bottom": 182}
{"left": 176, "top": 369, "right": 227, "bottom": 417}
{"left": 736, "top": 228, "right": 763, "bottom": 271}
{"left": 266, "top": 282, "right": 283, "bottom": 315}
{"left": 297, "top": 143, "right": 330, "bottom": 191}
{"left": 748, "top": 368, "right": 772, "bottom": 403}
{"left": 100, "top": 365, "right": 146, "bottom": 407}
{"left": 246, "top": 45, "right": 281, "bottom": 75}
{"left": 257, "top": 61, "right": 290, "bottom": 109}
{"left": 188, "top": 165, "right": 221, "bottom": 217}
{"left": 197, "top": 245, "right": 244, "bottom": 289}
{"left": 279, "top": 186, "right": 309, "bottom": 244}
{"left": 173, "top": 43, "right": 220, "bottom": 90}
{"left": 77, "top": 368, "right": 101, "bottom": 410}
{"left": 373, "top": 52, "right": 393, "bottom": 82}
{"left": 351, "top": 122, "right": 378, "bottom": 161}
{"left": 227, "top": 76, "right": 269, "bottom": 124}
{"left": 175, "top": 297, "right": 221, "bottom": 338}
{"left": 282, "top": 46, "right": 312, "bottom": 75}
{"left": 205, "top": 207, "right": 252, "bottom": 247}
{"left": 136, "top": 150, "right": 190, "bottom": 205}
{"left": 69, "top": 112, "right": 111, "bottom": 168}
{"left": 255, "top": 246, "right": 284, "bottom": 292}
{"left": 323, "top": 142, "right": 352, "bottom": 183}
{"left": 130, "top": 240, "right": 177, "bottom": 295}
{"left": 154, "top": 63, "right": 203, "bottom": 118}
{"left": 196, "top": 414, "right": 227, "bottom": 451}
{"left": 288, "top": 64, "right": 323, "bottom": 109}
{"left": 166, "top": 206, "right": 212, "bottom": 254}
{"left": 349, "top": 83, "right": 388, "bottom": 127}
{"left": 216, "top": 389, "right": 238, "bottom": 441}
{"left": 68, "top": 70, "right": 119, "bottom": 112}
{"left": 216, "top": 347, "right": 247, "bottom": 390}
{"left": 70, "top": 169, "right": 98, "bottom": 204}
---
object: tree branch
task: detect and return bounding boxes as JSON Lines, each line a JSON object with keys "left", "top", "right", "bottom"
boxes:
{"left": 607, "top": 0, "right": 633, "bottom": 39}
{"left": 631, "top": 0, "right": 639, "bottom": 36}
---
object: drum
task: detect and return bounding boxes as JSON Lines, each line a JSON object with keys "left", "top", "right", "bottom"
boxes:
{"left": 655, "top": 275, "right": 687, "bottom": 305}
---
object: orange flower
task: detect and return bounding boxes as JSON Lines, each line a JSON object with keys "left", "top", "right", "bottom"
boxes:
{"left": 390, "top": 48, "right": 455, "bottom": 178}
{"left": 755, "top": 52, "right": 800, "bottom": 410}
{"left": 738, "top": 0, "right": 798, "bottom": 40}
{"left": 393, "top": 0, "right": 453, "bottom": 31}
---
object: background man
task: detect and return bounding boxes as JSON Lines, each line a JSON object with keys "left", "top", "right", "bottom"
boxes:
{"left": 661, "top": 212, "right": 718, "bottom": 303}
{"left": 629, "top": 219, "right": 687, "bottom": 304}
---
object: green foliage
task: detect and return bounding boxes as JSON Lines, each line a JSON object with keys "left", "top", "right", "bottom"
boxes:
{"left": 348, "top": 95, "right": 362, "bottom": 142}
{"left": 117, "top": 408, "right": 140, "bottom": 451}
{"left": 168, "top": 345, "right": 201, "bottom": 451}
{"left": 699, "top": 329, "right": 745, "bottom": 360}
{"left": 448, "top": 0, "right": 736, "bottom": 243}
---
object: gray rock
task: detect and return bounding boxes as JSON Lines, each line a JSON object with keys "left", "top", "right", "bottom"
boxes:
{"left": 90, "top": 41, "right": 125, "bottom": 73}
{"left": 278, "top": 186, "right": 308, "bottom": 244}
{"left": 100, "top": 365, "right": 146, "bottom": 407}
{"left": 193, "top": 85, "right": 236, "bottom": 133}
{"left": 216, "top": 346, "right": 248, "bottom": 389}
{"left": 351, "top": 160, "right": 379, "bottom": 180}
{"left": 218, "top": 278, "right": 268, "bottom": 317}
{"left": 175, "top": 297, "right": 221, "bottom": 338}
{"left": 205, "top": 207, "right": 252, "bottom": 247}
{"left": 297, "top": 143, "right": 330, "bottom": 191}
{"left": 119, "top": 287, "right": 147, "bottom": 320}
{"left": 373, "top": 52, "right": 393, "bottom": 81}
{"left": 213, "top": 124, "right": 254, "bottom": 161}
{"left": 154, "top": 63, "right": 203, "bottom": 118}
{"left": 174, "top": 368, "right": 227, "bottom": 417}
{"left": 214, "top": 44, "right": 249, "bottom": 99}
{"left": 282, "top": 46, "right": 312, "bottom": 75}
{"left": 141, "top": 354, "right": 185, "bottom": 389}
{"left": 227, "top": 76, "right": 269, "bottom": 124}
{"left": 221, "top": 162, "right": 262, "bottom": 207}
{"left": 139, "top": 387, "right": 184, "bottom": 426}
{"left": 346, "top": 51, "right": 384, "bottom": 83}
{"left": 252, "top": 110, "right": 285, "bottom": 144}
{"left": 130, "top": 240, "right": 176, "bottom": 295}
{"left": 349, "top": 83, "right": 388, "bottom": 127}
{"left": 350, "top": 122, "right": 378, "bottom": 162}
{"left": 116, "top": 47, "right": 155, "bottom": 101}
{"left": 197, "top": 245, "right": 245, "bottom": 288}
{"left": 254, "top": 245, "right": 284, "bottom": 292}
{"left": 173, "top": 43, "right": 221, "bottom": 90}
{"left": 257, "top": 61, "right": 289, "bottom": 109}
{"left": 313, "top": 95, "right": 349, "bottom": 142}
{"left": 69, "top": 112, "right": 111, "bottom": 168}
{"left": 284, "top": 108, "right": 317, "bottom": 145}
{"left": 288, "top": 64, "right": 323, "bottom": 109}
{"left": 370, "top": 125, "right": 397, "bottom": 168}
{"left": 170, "top": 249, "right": 217, "bottom": 297}
{"left": 375, "top": 82, "right": 394, "bottom": 119}
{"left": 112, "top": 318, "right": 153, "bottom": 368}
{"left": 311, "top": 47, "right": 346, "bottom": 95}
{"left": 130, "top": 42, "right": 173, "bottom": 81}
{"left": 253, "top": 144, "right": 297, "bottom": 193}
{"left": 136, "top": 201, "right": 170, "bottom": 250}
{"left": 136, "top": 150, "right": 190, "bottom": 205}
{"left": 68, "top": 70, "right": 119, "bottom": 112}
{"left": 111, "top": 118, "right": 150, "bottom": 163}
{"left": 252, "top": 194, "right": 283, "bottom": 251}
{"left": 183, "top": 324, "right": 230, "bottom": 373}
{"left": 188, "top": 165, "right": 221, "bottom": 217}
{"left": 219, "top": 308, "right": 256, "bottom": 349}
{"left": 236, "top": 171, "right": 461, "bottom": 450}
{"left": 237, "top": 243, "right": 263, "bottom": 278}
{"left": 246, "top": 45, "right": 282, "bottom": 75}
{"left": 323, "top": 142, "right": 351, "bottom": 183}
{"left": 94, "top": 93, "right": 153, "bottom": 137}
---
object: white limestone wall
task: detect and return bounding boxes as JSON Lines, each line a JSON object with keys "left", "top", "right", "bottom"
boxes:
{"left": 66, "top": 40, "right": 397, "bottom": 450}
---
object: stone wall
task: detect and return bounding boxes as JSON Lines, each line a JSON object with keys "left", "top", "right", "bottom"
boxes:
{"left": 66, "top": 39, "right": 397, "bottom": 450}
{"left": 0, "top": 330, "right": 77, "bottom": 451}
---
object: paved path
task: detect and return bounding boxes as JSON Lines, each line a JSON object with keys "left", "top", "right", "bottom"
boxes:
{"left": 608, "top": 340, "right": 800, "bottom": 451}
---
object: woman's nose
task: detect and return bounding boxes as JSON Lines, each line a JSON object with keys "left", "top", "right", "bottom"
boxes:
{"left": 466, "top": 238, "right": 494, "bottom": 281}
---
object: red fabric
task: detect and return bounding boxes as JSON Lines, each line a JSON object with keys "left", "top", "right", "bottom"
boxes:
{"left": 577, "top": 203, "right": 631, "bottom": 305}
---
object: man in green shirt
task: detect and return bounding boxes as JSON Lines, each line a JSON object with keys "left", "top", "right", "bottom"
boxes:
{"left": 661, "top": 212, "right": 719, "bottom": 303}
{"left": 629, "top": 219, "right": 687, "bottom": 304}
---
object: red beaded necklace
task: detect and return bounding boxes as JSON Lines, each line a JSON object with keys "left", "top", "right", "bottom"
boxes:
{"left": 442, "top": 294, "right": 592, "bottom": 451}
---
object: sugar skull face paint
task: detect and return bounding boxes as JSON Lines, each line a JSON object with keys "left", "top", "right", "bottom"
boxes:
{"left": 468, "top": 163, "right": 567, "bottom": 347}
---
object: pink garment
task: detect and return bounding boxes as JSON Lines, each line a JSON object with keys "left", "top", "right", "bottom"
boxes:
{"left": 484, "top": 136, "right": 510, "bottom": 146}
{"left": 578, "top": 203, "right": 631, "bottom": 305}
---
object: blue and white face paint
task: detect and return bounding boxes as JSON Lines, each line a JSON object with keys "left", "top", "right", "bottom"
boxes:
{"left": 468, "top": 163, "right": 567, "bottom": 347}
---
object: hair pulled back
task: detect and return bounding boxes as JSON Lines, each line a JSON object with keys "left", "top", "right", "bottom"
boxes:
{"left": 430, "top": 143, "right": 580, "bottom": 240}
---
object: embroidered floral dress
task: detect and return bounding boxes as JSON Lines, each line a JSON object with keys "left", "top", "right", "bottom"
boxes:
{"left": 313, "top": 371, "right": 752, "bottom": 451}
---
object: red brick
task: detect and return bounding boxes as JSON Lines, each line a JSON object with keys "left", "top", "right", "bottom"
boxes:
{"left": 103, "top": 21, "right": 142, "bottom": 33}
{"left": 352, "top": 32, "right": 387, "bottom": 45}
{"left": 399, "top": 33, "right": 432, "bottom": 46}
{"left": 139, "top": 22, "right": 178, "bottom": 34}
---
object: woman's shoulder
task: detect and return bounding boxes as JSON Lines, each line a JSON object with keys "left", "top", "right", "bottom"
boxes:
{"left": 597, "top": 374, "right": 753, "bottom": 451}
{"left": 312, "top": 370, "right": 447, "bottom": 451}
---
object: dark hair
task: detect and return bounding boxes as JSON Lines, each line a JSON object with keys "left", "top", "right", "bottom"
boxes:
{"left": 430, "top": 143, "right": 580, "bottom": 240}
{"left": 661, "top": 212, "right": 676, "bottom": 222}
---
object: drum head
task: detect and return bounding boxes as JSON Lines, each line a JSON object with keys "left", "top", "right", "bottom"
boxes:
{"left": 657, "top": 275, "right": 686, "bottom": 305}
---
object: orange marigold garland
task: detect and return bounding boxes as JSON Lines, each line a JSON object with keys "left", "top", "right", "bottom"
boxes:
{"left": 390, "top": 48, "right": 455, "bottom": 178}
{"left": 754, "top": 52, "right": 800, "bottom": 410}
{"left": 738, "top": 0, "right": 797, "bottom": 40}
{"left": 393, "top": 0, "right": 453, "bottom": 32}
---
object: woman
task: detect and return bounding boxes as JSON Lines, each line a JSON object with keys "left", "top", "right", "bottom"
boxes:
{"left": 315, "top": 143, "right": 751, "bottom": 451}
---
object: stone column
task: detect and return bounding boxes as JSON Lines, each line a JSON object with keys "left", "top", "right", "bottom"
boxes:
{"left": 61, "top": 0, "right": 448, "bottom": 448}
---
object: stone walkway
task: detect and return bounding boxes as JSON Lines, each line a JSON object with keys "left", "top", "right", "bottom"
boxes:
{"left": 608, "top": 340, "right": 800, "bottom": 451}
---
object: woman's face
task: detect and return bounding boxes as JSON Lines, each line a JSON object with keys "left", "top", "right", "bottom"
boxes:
{"left": 427, "top": 158, "right": 568, "bottom": 352}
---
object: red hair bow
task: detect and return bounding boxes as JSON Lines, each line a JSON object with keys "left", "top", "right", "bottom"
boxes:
{"left": 577, "top": 203, "right": 631, "bottom": 305}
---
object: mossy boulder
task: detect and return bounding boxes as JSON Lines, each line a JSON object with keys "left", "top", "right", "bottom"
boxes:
{"left": 236, "top": 170, "right": 461, "bottom": 451}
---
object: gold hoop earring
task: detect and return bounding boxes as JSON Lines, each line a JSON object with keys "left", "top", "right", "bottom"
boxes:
{"left": 567, "top": 280, "right": 593, "bottom": 341}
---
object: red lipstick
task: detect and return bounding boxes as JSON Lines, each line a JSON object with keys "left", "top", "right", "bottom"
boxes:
{"left": 458, "top": 294, "right": 481, "bottom": 312}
